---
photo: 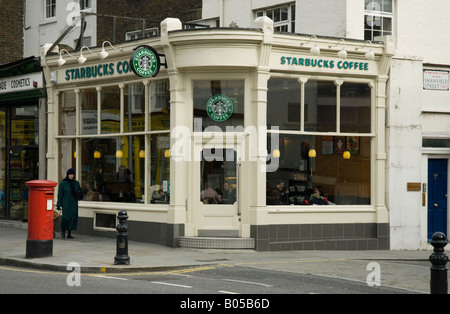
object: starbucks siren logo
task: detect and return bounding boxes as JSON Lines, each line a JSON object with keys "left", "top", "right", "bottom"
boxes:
{"left": 206, "top": 94, "right": 234, "bottom": 122}
{"left": 130, "top": 45, "right": 161, "bottom": 78}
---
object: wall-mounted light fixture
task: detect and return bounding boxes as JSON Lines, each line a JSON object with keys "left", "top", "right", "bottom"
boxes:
{"left": 57, "top": 49, "right": 73, "bottom": 66}
{"left": 301, "top": 35, "right": 320, "bottom": 56}
{"left": 329, "top": 39, "right": 347, "bottom": 59}
{"left": 355, "top": 40, "right": 375, "bottom": 61}
{"left": 99, "top": 41, "right": 123, "bottom": 60}
{"left": 78, "top": 46, "right": 94, "bottom": 65}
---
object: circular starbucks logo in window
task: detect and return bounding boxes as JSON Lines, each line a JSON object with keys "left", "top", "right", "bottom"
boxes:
{"left": 206, "top": 94, "right": 234, "bottom": 122}
{"left": 130, "top": 45, "right": 160, "bottom": 78}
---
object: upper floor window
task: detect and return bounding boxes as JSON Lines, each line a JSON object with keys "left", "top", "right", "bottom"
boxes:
{"left": 256, "top": 3, "right": 295, "bottom": 33}
{"left": 364, "top": 0, "right": 393, "bottom": 40}
{"left": 45, "top": 0, "right": 56, "bottom": 19}
{"left": 126, "top": 28, "right": 159, "bottom": 41}
{"left": 80, "top": 0, "right": 91, "bottom": 10}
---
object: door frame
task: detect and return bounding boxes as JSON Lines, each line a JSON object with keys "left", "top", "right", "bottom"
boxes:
{"left": 190, "top": 132, "right": 246, "bottom": 237}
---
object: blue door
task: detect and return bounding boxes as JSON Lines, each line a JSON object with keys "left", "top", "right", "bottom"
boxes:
{"left": 427, "top": 159, "right": 448, "bottom": 241}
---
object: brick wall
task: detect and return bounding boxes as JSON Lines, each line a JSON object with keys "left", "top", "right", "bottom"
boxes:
{"left": 0, "top": 0, "right": 24, "bottom": 64}
{"left": 97, "top": 0, "right": 202, "bottom": 45}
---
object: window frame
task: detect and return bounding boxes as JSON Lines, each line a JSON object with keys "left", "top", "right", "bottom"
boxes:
{"left": 79, "top": 0, "right": 91, "bottom": 10}
{"left": 266, "top": 74, "right": 375, "bottom": 207}
{"left": 56, "top": 78, "right": 170, "bottom": 205}
{"left": 364, "top": 0, "right": 394, "bottom": 41}
{"left": 45, "top": 0, "right": 56, "bottom": 19}
{"left": 255, "top": 3, "right": 296, "bottom": 33}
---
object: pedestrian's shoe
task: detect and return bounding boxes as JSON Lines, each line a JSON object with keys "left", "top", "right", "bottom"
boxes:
{"left": 61, "top": 232, "right": 65, "bottom": 238}
{"left": 67, "top": 235, "right": 74, "bottom": 239}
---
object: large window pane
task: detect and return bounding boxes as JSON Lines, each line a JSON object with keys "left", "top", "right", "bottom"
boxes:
{"left": 59, "top": 90, "right": 76, "bottom": 135}
{"left": 340, "top": 83, "right": 371, "bottom": 133}
{"left": 150, "top": 134, "right": 170, "bottom": 204}
{"left": 80, "top": 88, "right": 97, "bottom": 135}
{"left": 124, "top": 83, "right": 145, "bottom": 132}
{"left": 79, "top": 135, "right": 145, "bottom": 203}
{"left": 193, "top": 80, "right": 244, "bottom": 131}
{"left": 267, "top": 134, "right": 371, "bottom": 205}
{"left": 305, "top": 80, "right": 336, "bottom": 132}
{"left": 149, "top": 80, "right": 170, "bottom": 131}
{"left": 101, "top": 86, "right": 120, "bottom": 134}
{"left": 267, "top": 78, "right": 301, "bottom": 130}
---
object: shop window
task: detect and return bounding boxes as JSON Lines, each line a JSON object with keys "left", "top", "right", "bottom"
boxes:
{"left": 59, "top": 90, "right": 76, "bottom": 135}
{"left": 58, "top": 79, "right": 170, "bottom": 205}
{"left": 340, "top": 83, "right": 371, "bottom": 133}
{"left": 124, "top": 83, "right": 145, "bottom": 132}
{"left": 305, "top": 80, "right": 337, "bottom": 132}
{"left": 193, "top": 80, "right": 244, "bottom": 131}
{"left": 79, "top": 135, "right": 145, "bottom": 203}
{"left": 80, "top": 88, "right": 97, "bottom": 135}
{"left": 267, "top": 78, "right": 301, "bottom": 130}
{"left": 267, "top": 135, "right": 371, "bottom": 205}
{"left": 266, "top": 78, "right": 373, "bottom": 206}
{"left": 150, "top": 134, "right": 170, "bottom": 204}
{"left": 101, "top": 86, "right": 120, "bottom": 134}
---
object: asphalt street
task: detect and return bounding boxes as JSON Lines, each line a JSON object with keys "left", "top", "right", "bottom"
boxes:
{"left": 0, "top": 220, "right": 446, "bottom": 295}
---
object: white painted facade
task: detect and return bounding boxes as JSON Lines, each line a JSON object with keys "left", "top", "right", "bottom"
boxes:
{"left": 23, "top": 0, "right": 97, "bottom": 58}
{"left": 201, "top": 0, "right": 450, "bottom": 250}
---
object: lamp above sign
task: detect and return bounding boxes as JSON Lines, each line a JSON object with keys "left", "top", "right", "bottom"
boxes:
{"left": 130, "top": 45, "right": 166, "bottom": 78}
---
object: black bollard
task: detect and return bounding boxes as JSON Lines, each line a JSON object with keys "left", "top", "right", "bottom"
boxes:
{"left": 114, "top": 210, "right": 130, "bottom": 265}
{"left": 429, "top": 232, "right": 448, "bottom": 294}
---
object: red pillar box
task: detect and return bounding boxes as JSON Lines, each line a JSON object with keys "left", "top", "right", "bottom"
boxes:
{"left": 25, "top": 180, "right": 57, "bottom": 258}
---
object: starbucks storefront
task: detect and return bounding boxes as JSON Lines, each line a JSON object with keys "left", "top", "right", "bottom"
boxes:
{"left": 42, "top": 17, "right": 392, "bottom": 251}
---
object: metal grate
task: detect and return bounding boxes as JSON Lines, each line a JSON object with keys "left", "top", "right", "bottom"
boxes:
{"left": 178, "top": 237, "right": 255, "bottom": 249}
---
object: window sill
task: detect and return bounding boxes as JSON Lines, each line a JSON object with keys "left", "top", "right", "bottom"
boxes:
{"left": 267, "top": 205, "right": 375, "bottom": 214}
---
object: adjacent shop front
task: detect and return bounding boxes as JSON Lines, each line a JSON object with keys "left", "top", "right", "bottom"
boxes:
{"left": 0, "top": 57, "right": 45, "bottom": 222}
{"left": 42, "top": 17, "right": 392, "bottom": 251}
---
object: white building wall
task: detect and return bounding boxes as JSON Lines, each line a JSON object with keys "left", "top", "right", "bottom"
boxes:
{"left": 388, "top": 1, "right": 450, "bottom": 249}
{"left": 387, "top": 58, "right": 424, "bottom": 250}
{"left": 24, "top": 0, "right": 97, "bottom": 57}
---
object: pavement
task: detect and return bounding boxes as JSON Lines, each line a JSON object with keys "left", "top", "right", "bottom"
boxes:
{"left": 0, "top": 220, "right": 446, "bottom": 294}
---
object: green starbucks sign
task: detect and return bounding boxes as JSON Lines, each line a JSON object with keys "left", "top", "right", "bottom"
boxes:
{"left": 206, "top": 94, "right": 234, "bottom": 122}
{"left": 130, "top": 45, "right": 161, "bottom": 78}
